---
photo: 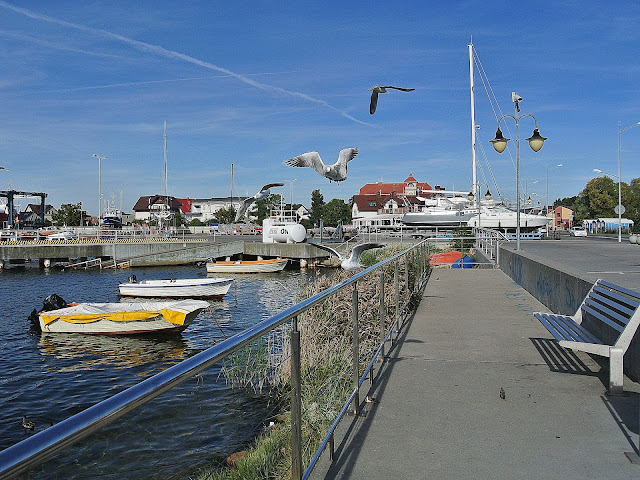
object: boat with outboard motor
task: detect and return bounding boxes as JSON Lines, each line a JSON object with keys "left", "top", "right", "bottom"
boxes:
{"left": 32, "top": 294, "right": 209, "bottom": 334}
{"left": 118, "top": 275, "right": 233, "bottom": 299}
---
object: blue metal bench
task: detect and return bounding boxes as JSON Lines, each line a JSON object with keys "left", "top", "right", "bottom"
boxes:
{"left": 534, "top": 279, "right": 640, "bottom": 394}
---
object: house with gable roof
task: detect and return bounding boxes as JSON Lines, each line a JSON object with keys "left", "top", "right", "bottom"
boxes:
{"left": 350, "top": 174, "right": 432, "bottom": 230}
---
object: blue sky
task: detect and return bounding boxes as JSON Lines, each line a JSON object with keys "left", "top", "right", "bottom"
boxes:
{"left": 0, "top": 1, "right": 639, "bottom": 216}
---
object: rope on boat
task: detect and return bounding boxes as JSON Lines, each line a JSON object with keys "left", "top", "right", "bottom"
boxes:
{"left": 207, "top": 305, "right": 228, "bottom": 340}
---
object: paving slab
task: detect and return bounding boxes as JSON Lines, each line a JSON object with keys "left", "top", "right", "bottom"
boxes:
{"left": 310, "top": 269, "right": 640, "bottom": 480}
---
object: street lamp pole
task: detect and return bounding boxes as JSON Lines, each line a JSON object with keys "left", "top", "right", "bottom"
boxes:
{"left": 545, "top": 164, "right": 562, "bottom": 234}
{"left": 490, "top": 93, "right": 547, "bottom": 251}
{"left": 93, "top": 154, "right": 108, "bottom": 224}
{"left": 618, "top": 121, "right": 640, "bottom": 242}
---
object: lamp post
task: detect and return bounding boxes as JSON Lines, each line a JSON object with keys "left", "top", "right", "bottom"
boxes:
{"left": 93, "top": 154, "right": 108, "bottom": 224}
{"left": 545, "top": 164, "right": 562, "bottom": 234}
{"left": 490, "top": 92, "right": 547, "bottom": 251}
{"left": 593, "top": 168, "right": 623, "bottom": 240}
{"left": 467, "top": 186, "right": 492, "bottom": 238}
{"left": 617, "top": 121, "right": 640, "bottom": 243}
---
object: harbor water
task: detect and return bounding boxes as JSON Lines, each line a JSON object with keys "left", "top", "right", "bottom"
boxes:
{"left": 0, "top": 264, "right": 317, "bottom": 479}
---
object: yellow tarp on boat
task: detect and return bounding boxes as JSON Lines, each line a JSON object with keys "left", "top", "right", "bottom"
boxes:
{"left": 40, "top": 309, "right": 188, "bottom": 326}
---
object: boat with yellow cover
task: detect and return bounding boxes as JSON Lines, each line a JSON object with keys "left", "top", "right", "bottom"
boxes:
{"left": 38, "top": 299, "right": 209, "bottom": 334}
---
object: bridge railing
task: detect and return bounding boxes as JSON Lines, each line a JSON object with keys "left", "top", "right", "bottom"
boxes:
{"left": 0, "top": 240, "right": 430, "bottom": 480}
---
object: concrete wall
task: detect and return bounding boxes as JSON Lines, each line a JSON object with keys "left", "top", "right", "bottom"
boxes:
{"left": 498, "top": 245, "right": 640, "bottom": 382}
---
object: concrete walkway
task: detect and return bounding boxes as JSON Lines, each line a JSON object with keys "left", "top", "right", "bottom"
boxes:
{"left": 310, "top": 269, "right": 640, "bottom": 480}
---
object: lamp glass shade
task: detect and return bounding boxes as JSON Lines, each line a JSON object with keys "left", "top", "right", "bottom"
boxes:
{"left": 489, "top": 127, "right": 510, "bottom": 153}
{"left": 526, "top": 128, "right": 547, "bottom": 152}
{"left": 467, "top": 191, "right": 474, "bottom": 201}
{"left": 484, "top": 189, "right": 492, "bottom": 200}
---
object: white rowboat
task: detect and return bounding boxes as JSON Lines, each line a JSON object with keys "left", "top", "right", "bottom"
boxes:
{"left": 38, "top": 299, "right": 209, "bottom": 334}
{"left": 206, "top": 258, "right": 288, "bottom": 273}
{"left": 118, "top": 277, "right": 233, "bottom": 299}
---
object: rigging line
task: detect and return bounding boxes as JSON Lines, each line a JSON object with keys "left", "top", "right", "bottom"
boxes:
{"left": 472, "top": 48, "right": 517, "bottom": 173}
{"left": 477, "top": 140, "right": 504, "bottom": 202}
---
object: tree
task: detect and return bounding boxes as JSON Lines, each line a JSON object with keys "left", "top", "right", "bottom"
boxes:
{"left": 214, "top": 206, "right": 236, "bottom": 224}
{"left": 309, "top": 189, "right": 324, "bottom": 227}
{"left": 323, "top": 198, "right": 351, "bottom": 227}
{"left": 253, "top": 193, "right": 283, "bottom": 225}
{"left": 189, "top": 218, "right": 205, "bottom": 226}
{"left": 51, "top": 203, "right": 81, "bottom": 226}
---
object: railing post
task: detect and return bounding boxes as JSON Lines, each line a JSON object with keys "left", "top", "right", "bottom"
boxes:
{"left": 352, "top": 282, "right": 360, "bottom": 415}
{"left": 404, "top": 254, "right": 409, "bottom": 302}
{"left": 379, "top": 268, "right": 385, "bottom": 361}
{"left": 291, "top": 316, "right": 303, "bottom": 480}
{"left": 394, "top": 259, "right": 399, "bottom": 341}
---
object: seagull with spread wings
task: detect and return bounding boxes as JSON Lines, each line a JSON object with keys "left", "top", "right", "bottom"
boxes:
{"left": 369, "top": 85, "right": 415, "bottom": 114}
{"left": 234, "top": 183, "right": 284, "bottom": 223}
{"left": 314, "top": 242, "right": 386, "bottom": 270}
{"left": 284, "top": 147, "right": 358, "bottom": 183}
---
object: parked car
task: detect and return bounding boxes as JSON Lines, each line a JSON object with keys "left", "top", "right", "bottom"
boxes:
{"left": 570, "top": 227, "right": 587, "bottom": 237}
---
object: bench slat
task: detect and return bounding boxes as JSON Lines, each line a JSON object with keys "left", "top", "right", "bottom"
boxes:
{"left": 584, "top": 296, "right": 633, "bottom": 326}
{"left": 598, "top": 280, "right": 640, "bottom": 303}
{"left": 591, "top": 286, "right": 638, "bottom": 314}
{"left": 582, "top": 303, "right": 626, "bottom": 333}
{"left": 534, "top": 313, "right": 603, "bottom": 344}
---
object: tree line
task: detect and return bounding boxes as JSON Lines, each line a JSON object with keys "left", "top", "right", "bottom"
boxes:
{"left": 555, "top": 176, "right": 640, "bottom": 230}
{"left": 50, "top": 189, "right": 352, "bottom": 228}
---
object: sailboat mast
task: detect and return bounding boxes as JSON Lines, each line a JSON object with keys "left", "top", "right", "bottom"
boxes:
{"left": 468, "top": 41, "right": 477, "bottom": 196}
{"left": 230, "top": 163, "right": 234, "bottom": 211}
{"left": 163, "top": 120, "right": 168, "bottom": 203}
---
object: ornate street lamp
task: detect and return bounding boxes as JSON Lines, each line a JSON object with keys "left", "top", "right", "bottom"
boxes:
{"left": 490, "top": 93, "right": 547, "bottom": 250}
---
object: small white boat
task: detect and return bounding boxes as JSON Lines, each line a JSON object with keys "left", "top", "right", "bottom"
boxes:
{"left": 38, "top": 299, "right": 209, "bottom": 334}
{"left": 118, "top": 276, "right": 233, "bottom": 299}
{"left": 205, "top": 258, "right": 288, "bottom": 274}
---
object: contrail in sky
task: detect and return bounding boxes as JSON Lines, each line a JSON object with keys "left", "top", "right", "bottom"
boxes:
{"left": 0, "top": 1, "right": 372, "bottom": 126}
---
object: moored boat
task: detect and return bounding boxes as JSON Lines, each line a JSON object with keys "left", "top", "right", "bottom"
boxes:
{"left": 38, "top": 299, "right": 209, "bottom": 334}
{"left": 206, "top": 258, "right": 288, "bottom": 273}
{"left": 118, "top": 276, "right": 233, "bottom": 299}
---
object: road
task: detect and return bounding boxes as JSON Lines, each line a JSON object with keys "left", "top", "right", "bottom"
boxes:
{"left": 510, "top": 233, "right": 640, "bottom": 290}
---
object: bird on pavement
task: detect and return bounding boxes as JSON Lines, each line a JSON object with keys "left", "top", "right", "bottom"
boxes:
{"left": 313, "top": 242, "right": 386, "bottom": 270}
{"left": 234, "top": 183, "right": 284, "bottom": 223}
{"left": 500, "top": 387, "right": 506, "bottom": 400}
{"left": 369, "top": 85, "right": 415, "bottom": 114}
{"left": 284, "top": 148, "right": 358, "bottom": 183}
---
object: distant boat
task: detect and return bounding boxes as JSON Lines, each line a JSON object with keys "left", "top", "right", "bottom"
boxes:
{"left": 38, "top": 299, "right": 209, "bottom": 334}
{"left": 206, "top": 258, "right": 288, "bottom": 273}
{"left": 103, "top": 207, "right": 123, "bottom": 228}
{"left": 118, "top": 276, "right": 233, "bottom": 299}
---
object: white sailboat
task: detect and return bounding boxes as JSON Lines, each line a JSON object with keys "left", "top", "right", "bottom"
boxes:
{"left": 402, "top": 42, "right": 547, "bottom": 233}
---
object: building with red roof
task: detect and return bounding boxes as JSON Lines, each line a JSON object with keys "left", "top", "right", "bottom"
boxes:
{"left": 351, "top": 174, "right": 432, "bottom": 230}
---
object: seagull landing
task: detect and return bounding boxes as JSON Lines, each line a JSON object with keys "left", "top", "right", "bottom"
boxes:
{"left": 284, "top": 148, "right": 358, "bottom": 183}
{"left": 234, "top": 183, "right": 285, "bottom": 223}
{"left": 314, "top": 242, "right": 386, "bottom": 270}
{"left": 368, "top": 85, "right": 415, "bottom": 115}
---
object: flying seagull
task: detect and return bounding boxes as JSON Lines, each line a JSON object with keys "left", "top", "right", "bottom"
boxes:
{"left": 368, "top": 85, "right": 415, "bottom": 114}
{"left": 234, "top": 182, "right": 285, "bottom": 223}
{"left": 284, "top": 148, "right": 358, "bottom": 183}
{"left": 314, "top": 242, "right": 386, "bottom": 270}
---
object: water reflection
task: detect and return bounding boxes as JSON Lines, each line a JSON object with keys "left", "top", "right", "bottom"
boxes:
{"left": 38, "top": 334, "right": 189, "bottom": 371}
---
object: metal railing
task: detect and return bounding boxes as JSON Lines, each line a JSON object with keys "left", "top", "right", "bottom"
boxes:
{"left": 473, "top": 227, "right": 509, "bottom": 264}
{"left": 0, "top": 240, "right": 430, "bottom": 480}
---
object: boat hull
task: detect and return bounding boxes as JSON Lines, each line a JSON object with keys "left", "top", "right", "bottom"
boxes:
{"left": 205, "top": 259, "right": 288, "bottom": 273}
{"left": 401, "top": 211, "right": 476, "bottom": 227}
{"left": 118, "top": 278, "right": 233, "bottom": 299}
{"left": 38, "top": 300, "right": 209, "bottom": 335}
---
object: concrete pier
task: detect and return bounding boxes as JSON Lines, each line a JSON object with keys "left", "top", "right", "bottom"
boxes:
{"left": 310, "top": 269, "right": 640, "bottom": 479}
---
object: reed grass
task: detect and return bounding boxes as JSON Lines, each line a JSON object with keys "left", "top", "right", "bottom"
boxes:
{"left": 201, "top": 243, "right": 426, "bottom": 479}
